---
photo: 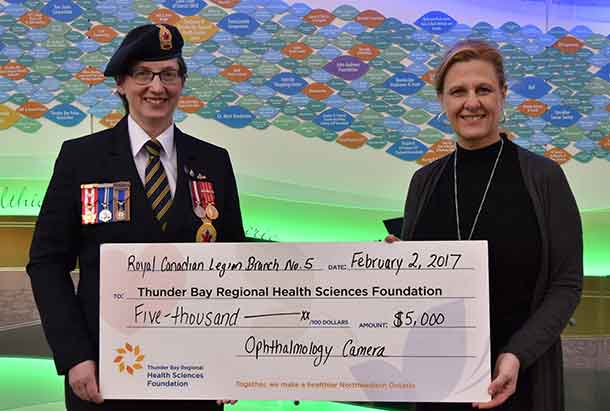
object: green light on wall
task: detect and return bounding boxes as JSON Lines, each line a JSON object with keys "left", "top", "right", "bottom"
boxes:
{"left": 581, "top": 208, "right": 610, "bottom": 277}
{"left": 240, "top": 194, "right": 396, "bottom": 242}
{"left": 0, "top": 357, "right": 63, "bottom": 410}
{"left": 1, "top": 180, "right": 608, "bottom": 277}
{"left": 241, "top": 195, "right": 610, "bottom": 277}
{"left": 0, "top": 180, "right": 46, "bottom": 215}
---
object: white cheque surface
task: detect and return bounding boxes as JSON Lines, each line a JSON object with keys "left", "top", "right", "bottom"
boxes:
{"left": 100, "top": 241, "right": 490, "bottom": 402}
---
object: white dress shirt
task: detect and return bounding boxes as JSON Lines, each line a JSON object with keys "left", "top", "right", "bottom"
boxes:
{"left": 128, "top": 115, "right": 178, "bottom": 197}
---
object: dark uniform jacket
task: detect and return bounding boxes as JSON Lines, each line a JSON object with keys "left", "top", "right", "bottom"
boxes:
{"left": 27, "top": 116, "right": 244, "bottom": 410}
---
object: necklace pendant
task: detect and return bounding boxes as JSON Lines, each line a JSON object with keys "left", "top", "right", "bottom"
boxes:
{"left": 454, "top": 138, "right": 505, "bottom": 241}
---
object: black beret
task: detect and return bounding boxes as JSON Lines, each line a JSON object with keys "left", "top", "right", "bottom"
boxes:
{"left": 104, "top": 24, "right": 184, "bottom": 77}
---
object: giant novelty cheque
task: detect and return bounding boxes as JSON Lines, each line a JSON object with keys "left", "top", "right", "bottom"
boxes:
{"left": 100, "top": 241, "right": 490, "bottom": 402}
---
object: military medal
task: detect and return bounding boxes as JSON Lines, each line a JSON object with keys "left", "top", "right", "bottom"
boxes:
{"left": 81, "top": 184, "right": 98, "bottom": 225}
{"left": 205, "top": 203, "right": 219, "bottom": 220}
{"left": 117, "top": 199, "right": 126, "bottom": 220}
{"left": 113, "top": 181, "right": 131, "bottom": 222}
{"left": 189, "top": 180, "right": 205, "bottom": 219}
{"left": 99, "top": 207, "right": 112, "bottom": 222}
{"left": 98, "top": 184, "right": 113, "bottom": 223}
{"left": 188, "top": 176, "right": 219, "bottom": 242}
{"left": 196, "top": 219, "right": 217, "bottom": 242}
{"left": 200, "top": 181, "right": 217, "bottom": 220}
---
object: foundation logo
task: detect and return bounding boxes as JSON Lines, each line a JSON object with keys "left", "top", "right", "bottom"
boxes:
{"left": 113, "top": 343, "right": 145, "bottom": 375}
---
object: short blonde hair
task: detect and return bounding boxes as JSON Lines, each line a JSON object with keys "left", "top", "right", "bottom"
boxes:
{"left": 435, "top": 39, "right": 506, "bottom": 94}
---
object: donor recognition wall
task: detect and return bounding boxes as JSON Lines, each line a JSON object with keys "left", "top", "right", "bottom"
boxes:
{"left": 0, "top": 0, "right": 608, "bottom": 264}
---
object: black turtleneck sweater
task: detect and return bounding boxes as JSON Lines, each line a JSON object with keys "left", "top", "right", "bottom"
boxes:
{"left": 413, "top": 136, "right": 540, "bottom": 411}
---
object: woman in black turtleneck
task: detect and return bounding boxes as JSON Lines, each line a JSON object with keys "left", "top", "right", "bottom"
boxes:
{"left": 390, "top": 40, "right": 583, "bottom": 411}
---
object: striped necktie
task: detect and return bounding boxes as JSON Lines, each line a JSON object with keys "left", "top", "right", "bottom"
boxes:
{"left": 144, "top": 140, "right": 172, "bottom": 231}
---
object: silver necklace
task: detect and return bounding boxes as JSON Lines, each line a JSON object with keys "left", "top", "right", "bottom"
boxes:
{"left": 454, "top": 137, "right": 504, "bottom": 240}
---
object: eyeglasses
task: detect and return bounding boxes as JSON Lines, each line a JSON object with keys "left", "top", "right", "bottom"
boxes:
{"left": 129, "top": 69, "right": 182, "bottom": 85}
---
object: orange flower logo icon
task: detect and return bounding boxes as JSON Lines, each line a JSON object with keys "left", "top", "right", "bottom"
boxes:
{"left": 113, "top": 343, "right": 145, "bottom": 375}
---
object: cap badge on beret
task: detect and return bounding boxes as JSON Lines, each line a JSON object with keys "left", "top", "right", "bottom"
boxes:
{"left": 157, "top": 25, "right": 172, "bottom": 51}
